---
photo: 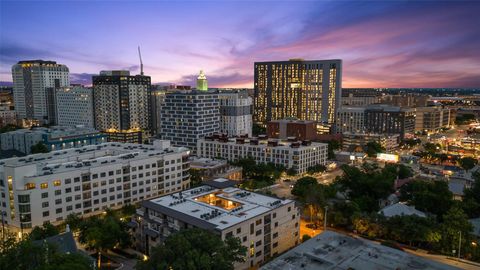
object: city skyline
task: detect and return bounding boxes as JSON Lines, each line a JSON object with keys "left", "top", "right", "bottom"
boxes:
{"left": 1, "top": 1, "right": 479, "bottom": 88}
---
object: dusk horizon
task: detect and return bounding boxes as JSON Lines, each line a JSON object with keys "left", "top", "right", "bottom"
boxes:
{"left": 1, "top": 0, "right": 480, "bottom": 88}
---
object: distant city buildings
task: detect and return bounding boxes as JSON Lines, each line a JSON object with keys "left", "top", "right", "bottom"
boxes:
{"left": 415, "top": 106, "right": 452, "bottom": 134}
{"left": 197, "top": 134, "right": 328, "bottom": 174}
{"left": 341, "top": 88, "right": 383, "bottom": 107}
{"left": 335, "top": 107, "right": 366, "bottom": 134}
{"left": 133, "top": 178, "right": 299, "bottom": 269}
{"left": 342, "top": 132, "right": 400, "bottom": 152}
{"left": 160, "top": 89, "right": 220, "bottom": 152}
{"left": 218, "top": 90, "right": 252, "bottom": 137}
{"left": 267, "top": 119, "right": 318, "bottom": 141}
{"left": 196, "top": 70, "right": 208, "bottom": 91}
{"left": 93, "top": 70, "right": 151, "bottom": 143}
{"left": 0, "top": 140, "right": 190, "bottom": 231}
{"left": 364, "top": 104, "right": 415, "bottom": 140}
{"left": 254, "top": 59, "right": 342, "bottom": 130}
{"left": 0, "top": 126, "right": 106, "bottom": 154}
{"left": 53, "top": 85, "right": 94, "bottom": 127}
{"left": 150, "top": 88, "right": 167, "bottom": 136}
{"left": 12, "top": 60, "right": 69, "bottom": 124}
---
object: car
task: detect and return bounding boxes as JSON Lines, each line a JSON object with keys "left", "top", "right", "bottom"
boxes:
{"left": 289, "top": 184, "right": 294, "bottom": 189}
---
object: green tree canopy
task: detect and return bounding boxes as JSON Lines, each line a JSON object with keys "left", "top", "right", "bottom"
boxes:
{"left": 28, "top": 221, "right": 60, "bottom": 240}
{"left": 0, "top": 236, "right": 92, "bottom": 270}
{"left": 291, "top": 176, "right": 318, "bottom": 198}
{"left": 399, "top": 180, "right": 454, "bottom": 219}
{"left": 31, "top": 142, "right": 50, "bottom": 154}
{"left": 136, "top": 228, "right": 247, "bottom": 270}
{"left": 458, "top": 157, "right": 478, "bottom": 171}
{"left": 365, "top": 141, "right": 385, "bottom": 157}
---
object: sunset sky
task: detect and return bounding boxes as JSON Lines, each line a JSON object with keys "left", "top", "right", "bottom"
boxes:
{"left": 1, "top": 0, "right": 479, "bottom": 88}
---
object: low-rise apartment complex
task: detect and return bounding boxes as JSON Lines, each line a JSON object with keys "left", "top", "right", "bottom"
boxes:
{"left": 0, "top": 140, "right": 190, "bottom": 232}
{"left": 133, "top": 178, "right": 299, "bottom": 269}
{"left": 197, "top": 135, "right": 327, "bottom": 174}
{"left": 0, "top": 126, "right": 107, "bottom": 155}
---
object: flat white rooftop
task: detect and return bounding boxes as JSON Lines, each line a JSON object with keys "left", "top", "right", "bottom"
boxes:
{"left": 144, "top": 179, "right": 292, "bottom": 230}
{"left": 261, "top": 231, "right": 459, "bottom": 270}
{"left": 0, "top": 142, "right": 188, "bottom": 177}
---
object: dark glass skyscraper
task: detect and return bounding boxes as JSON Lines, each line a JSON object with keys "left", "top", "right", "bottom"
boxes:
{"left": 254, "top": 59, "right": 342, "bottom": 128}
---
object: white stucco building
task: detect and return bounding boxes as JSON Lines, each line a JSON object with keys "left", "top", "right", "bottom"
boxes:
{"left": 0, "top": 140, "right": 190, "bottom": 232}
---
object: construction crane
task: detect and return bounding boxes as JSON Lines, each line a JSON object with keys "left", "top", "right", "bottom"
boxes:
{"left": 138, "top": 46, "right": 144, "bottom": 76}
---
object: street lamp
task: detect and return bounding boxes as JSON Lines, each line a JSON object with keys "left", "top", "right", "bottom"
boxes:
{"left": 323, "top": 206, "right": 328, "bottom": 231}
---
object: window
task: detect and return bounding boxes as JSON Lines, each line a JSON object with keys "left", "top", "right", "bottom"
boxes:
{"left": 256, "top": 240, "right": 262, "bottom": 247}
{"left": 42, "top": 211, "right": 49, "bottom": 217}
{"left": 273, "top": 232, "right": 278, "bottom": 239}
{"left": 65, "top": 178, "right": 71, "bottom": 184}
{"left": 288, "top": 207, "right": 291, "bottom": 212}
{"left": 18, "top": 194, "right": 30, "bottom": 203}
{"left": 65, "top": 188, "right": 72, "bottom": 193}
{"left": 273, "top": 212, "right": 277, "bottom": 219}
{"left": 42, "top": 202, "right": 49, "bottom": 208}
{"left": 243, "top": 236, "right": 247, "bottom": 242}
{"left": 56, "top": 208, "right": 62, "bottom": 214}
{"left": 226, "top": 231, "right": 233, "bottom": 238}
{"left": 256, "top": 251, "right": 262, "bottom": 257}
{"left": 255, "top": 229, "right": 261, "bottom": 236}
{"left": 55, "top": 199, "right": 62, "bottom": 205}
{"left": 53, "top": 180, "right": 61, "bottom": 187}
{"left": 66, "top": 197, "right": 72, "bottom": 202}
{"left": 92, "top": 174, "right": 98, "bottom": 179}
{"left": 74, "top": 177, "right": 80, "bottom": 183}
{"left": 74, "top": 186, "right": 80, "bottom": 191}
{"left": 256, "top": 219, "right": 262, "bottom": 226}
{"left": 274, "top": 222, "right": 278, "bottom": 228}
{"left": 273, "top": 242, "right": 278, "bottom": 248}
{"left": 66, "top": 205, "right": 73, "bottom": 211}
{"left": 55, "top": 190, "right": 61, "bottom": 196}
{"left": 100, "top": 172, "right": 106, "bottom": 177}
{"left": 41, "top": 192, "right": 48, "bottom": 198}
{"left": 25, "top": 183, "right": 35, "bottom": 190}
{"left": 40, "top": 183, "right": 48, "bottom": 189}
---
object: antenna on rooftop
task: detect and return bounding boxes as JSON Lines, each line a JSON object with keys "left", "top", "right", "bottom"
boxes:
{"left": 138, "top": 46, "right": 144, "bottom": 76}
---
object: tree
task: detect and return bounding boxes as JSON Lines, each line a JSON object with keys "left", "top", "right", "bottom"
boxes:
{"left": 0, "top": 124, "right": 20, "bottom": 134}
{"left": 437, "top": 206, "right": 473, "bottom": 256}
{"left": 28, "top": 221, "right": 59, "bottom": 240}
{"left": 327, "top": 140, "right": 341, "bottom": 159}
{"left": 0, "top": 237, "right": 92, "bottom": 270}
{"left": 189, "top": 168, "right": 203, "bottom": 187}
{"left": 31, "top": 142, "right": 49, "bottom": 154}
{"left": 64, "top": 213, "right": 84, "bottom": 232}
{"left": 286, "top": 168, "right": 297, "bottom": 176}
{"left": 424, "top": 142, "right": 441, "bottom": 154}
{"left": 399, "top": 180, "right": 454, "bottom": 219}
{"left": 77, "top": 211, "right": 131, "bottom": 268}
{"left": 365, "top": 141, "right": 384, "bottom": 157}
{"left": 301, "top": 234, "right": 311, "bottom": 242}
{"left": 462, "top": 172, "right": 480, "bottom": 217}
{"left": 458, "top": 157, "right": 478, "bottom": 171}
{"left": 307, "top": 164, "right": 327, "bottom": 175}
{"left": 136, "top": 228, "right": 247, "bottom": 270}
{"left": 291, "top": 177, "right": 317, "bottom": 198}
{"left": 252, "top": 123, "right": 266, "bottom": 136}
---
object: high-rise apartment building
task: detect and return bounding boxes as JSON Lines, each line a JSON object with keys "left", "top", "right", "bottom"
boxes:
{"left": 150, "top": 88, "right": 167, "bottom": 137}
{"left": 0, "top": 140, "right": 189, "bottom": 231}
{"left": 335, "top": 107, "right": 366, "bottom": 134}
{"left": 219, "top": 90, "right": 252, "bottom": 137}
{"left": 93, "top": 70, "right": 151, "bottom": 143}
{"left": 254, "top": 59, "right": 342, "bottom": 128}
{"left": 53, "top": 85, "right": 94, "bottom": 128}
{"left": 12, "top": 60, "right": 69, "bottom": 124}
{"left": 160, "top": 90, "right": 220, "bottom": 151}
{"left": 364, "top": 104, "right": 415, "bottom": 140}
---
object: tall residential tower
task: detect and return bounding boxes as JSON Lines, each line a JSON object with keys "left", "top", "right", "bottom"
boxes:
{"left": 12, "top": 60, "right": 69, "bottom": 124}
{"left": 254, "top": 59, "right": 342, "bottom": 131}
{"left": 92, "top": 70, "right": 151, "bottom": 143}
